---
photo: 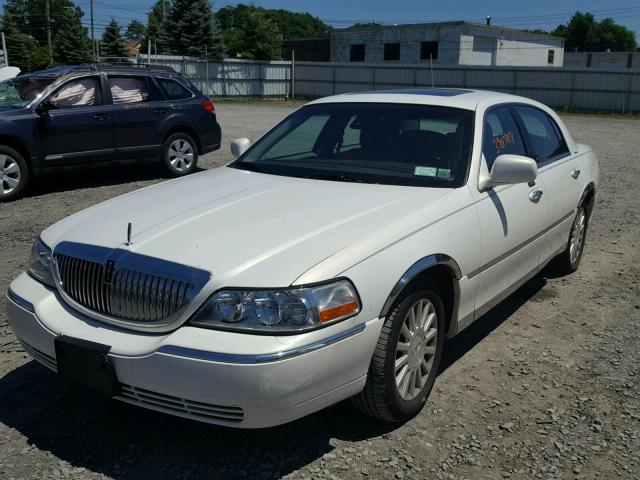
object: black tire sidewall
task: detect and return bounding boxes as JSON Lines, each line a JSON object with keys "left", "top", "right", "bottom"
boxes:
{"left": 0, "top": 146, "right": 29, "bottom": 202}
{"left": 383, "top": 288, "right": 446, "bottom": 421}
{"left": 162, "top": 133, "right": 198, "bottom": 177}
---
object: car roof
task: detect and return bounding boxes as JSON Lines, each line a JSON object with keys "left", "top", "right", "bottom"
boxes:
{"left": 308, "top": 88, "right": 530, "bottom": 111}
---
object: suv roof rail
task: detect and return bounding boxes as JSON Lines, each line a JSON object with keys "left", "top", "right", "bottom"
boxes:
{"left": 78, "top": 63, "right": 177, "bottom": 73}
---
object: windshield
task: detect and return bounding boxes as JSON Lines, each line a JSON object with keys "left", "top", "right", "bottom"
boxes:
{"left": 230, "top": 102, "right": 474, "bottom": 188}
{"left": 0, "top": 76, "right": 55, "bottom": 108}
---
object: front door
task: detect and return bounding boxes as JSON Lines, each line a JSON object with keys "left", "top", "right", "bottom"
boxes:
{"left": 38, "top": 75, "right": 114, "bottom": 164}
{"left": 472, "top": 106, "right": 551, "bottom": 314}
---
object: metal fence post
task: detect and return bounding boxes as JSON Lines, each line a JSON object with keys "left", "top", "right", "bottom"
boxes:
{"left": 290, "top": 50, "right": 295, "bottom": 100}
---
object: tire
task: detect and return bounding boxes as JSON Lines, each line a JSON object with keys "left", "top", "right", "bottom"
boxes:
{"left": 352, "top": 285, "right": 446, "bottom": 423}
{"left": 551, "top": 204, "right": 588, "bottom": 275}
{"left": 0, "top": 145, "right": 29, "bottom": 202}
{"left": 161, "top": 132, "right": 198, "bottom": 177}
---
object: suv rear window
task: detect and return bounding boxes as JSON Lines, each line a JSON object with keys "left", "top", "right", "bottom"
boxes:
{"left": 109, "top": 76, "right": 150, "bottom": 105}
{"left": 157, "top": 78, "right": 192, "bottom": 100}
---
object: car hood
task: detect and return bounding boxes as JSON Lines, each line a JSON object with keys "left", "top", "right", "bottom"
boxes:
{"left": 42, "top": 167, "right": 453, "bottom": 287}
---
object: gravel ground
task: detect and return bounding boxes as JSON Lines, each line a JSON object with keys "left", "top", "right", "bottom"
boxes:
{"left": 0, "top": 104, "right": 639, "bottom": 480}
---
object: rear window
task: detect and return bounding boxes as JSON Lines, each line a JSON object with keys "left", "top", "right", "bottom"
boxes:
{"left": 157, "top": 78, "right": 192, "bottom": 100}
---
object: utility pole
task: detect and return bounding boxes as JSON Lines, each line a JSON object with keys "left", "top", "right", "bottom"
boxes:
{"left": 1, "top": 32, "right": 8, "bottom": 67}
{"left": 90, "top": 0, "right": 96, "bottom": 61}
{"left": 162, "top": 0, "right": 167, "bottom": 21}
{"left": 46, "top": 0, "right": 52, "bottom": 65}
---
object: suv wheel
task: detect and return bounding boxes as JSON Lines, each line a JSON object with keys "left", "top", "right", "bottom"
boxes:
{"left": 0, "top": 146, "right": 29, "bottom": 202}
{"left": 161, "top": 132, "right": 198, "bottom": 177}
{"left": 352, "top": 286, "right": 445, "bottom": 422}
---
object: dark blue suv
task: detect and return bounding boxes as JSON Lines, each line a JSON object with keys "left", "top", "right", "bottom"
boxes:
{"left": 0, "top": 64, "right": 222, "bottom": 201}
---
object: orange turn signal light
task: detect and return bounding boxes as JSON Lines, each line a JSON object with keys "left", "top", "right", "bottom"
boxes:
{"left": 319, "top": 301, "right": 359, "bottom": 323}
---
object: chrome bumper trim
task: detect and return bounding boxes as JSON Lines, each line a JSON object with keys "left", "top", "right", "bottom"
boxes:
{"left": 7, "top": 289, "right": 35, "bottom": 313}
{"left": 157, "top": 323, "right": 366, "bottom": 364}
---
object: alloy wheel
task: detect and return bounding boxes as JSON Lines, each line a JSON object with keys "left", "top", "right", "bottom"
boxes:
{"left": 0, "top": 154, "right": 21, "bottom": 196}
{"left": 168, "top": 139, "right": 195, "bottom": 173}
{"left": 569, "top": 208, "right": 586, "bottom": 264}
{"left": 395, "top": 298, "right": 438, "bottom": 401}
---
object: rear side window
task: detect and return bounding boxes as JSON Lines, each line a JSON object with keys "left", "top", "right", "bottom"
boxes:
{"left": 157, "top": 78, "right": 192, "bottom": 100}
{"left": 483, "top": 107, "right": 527, "bottom": 170}
{"left": 108, "top": 76, "right": 150, "bottom": 105}
{"left": 514, "top": 106, "right": 569, "bottom": 164}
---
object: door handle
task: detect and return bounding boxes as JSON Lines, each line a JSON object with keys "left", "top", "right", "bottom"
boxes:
{"left": 93, "top": 113, "right": 109, "bottom": 121}
{"left": 529, "top": 189, "right": 544, "bottom": 203}
{"left": 571, "top": 168, "right": 581, "bottom": 179}
{"left": 154, "top": 108, "right": 169, "bottom": 115}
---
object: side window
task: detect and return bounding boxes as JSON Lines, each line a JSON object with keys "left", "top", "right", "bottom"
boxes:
{"left": 108, "top": 76, "right": 150, "bottom": 105}
{"left": 262, "top": 114, "right": 330, "bottom": 161}
{"left": 157, "top": 78, "right": 192, "bottom": 100}
{"left": 514, "top": 106, "right": 569, "bottom": 164}
{"left": 47, "top": 78, "right": 99, "bottom": 109}
{"left": 482, "top": 107, "right": 527, "bottom": 170}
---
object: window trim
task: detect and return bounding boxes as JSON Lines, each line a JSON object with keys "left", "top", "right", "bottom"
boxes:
{"left": 38, "top": 74, "right": 104, "bottom": 110}
{"left": 509, "top": 104, "right": 570, "bottom": 167}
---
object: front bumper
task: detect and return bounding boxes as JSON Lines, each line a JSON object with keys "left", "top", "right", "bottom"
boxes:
{"left": 6, "top": 273, "right": 383, "bottom": 428}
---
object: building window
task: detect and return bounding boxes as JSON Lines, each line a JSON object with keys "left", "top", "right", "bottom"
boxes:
{"left": 420, "top": 41, "right": 439, "bottom": 61}
{"left": 586, "top": 53, "right": 592, "bottom": 68}
{"left": 384, "top": 43, "right": 400, "bottom": 61}
{"left": 547, "top": 49, "right": 555, "bottom": 65}
{"left": 350, "top": 44, "right": 365, "bottom": 62}
{"left": 627, "top": 53, "right": 633, "bottom": 69}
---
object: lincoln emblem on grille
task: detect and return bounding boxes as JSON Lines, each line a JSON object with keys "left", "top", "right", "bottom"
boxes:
{"left": 104, "top": 260, "right": 116, "bottom": 285}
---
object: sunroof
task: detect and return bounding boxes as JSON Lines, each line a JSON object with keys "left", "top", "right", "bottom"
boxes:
{"left": 349, "top": 88, "right": 471, "bottom": 97}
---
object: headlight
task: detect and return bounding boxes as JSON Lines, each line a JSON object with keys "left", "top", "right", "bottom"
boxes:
{"left": 189, "top": 279, "right": 361, "bottom": 333}
{"left": 29, "top": 238, "right": 55, "bottom": 288}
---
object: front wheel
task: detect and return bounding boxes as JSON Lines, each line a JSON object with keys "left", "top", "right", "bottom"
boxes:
{"left": 351, "top": 287, "right": 445, "bottom": 422}
{"left": 0, "top": 146, "right": 29, "bottom": 202}
{"left": 161, "top": 132, "right": 198, "bottom": 177}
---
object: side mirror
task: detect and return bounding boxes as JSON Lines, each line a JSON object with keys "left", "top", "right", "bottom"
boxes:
{"left": 231, "top": 138, "right": 251, "bottom": 159}
{"left": 480, "top": 154, "right": 537, "bottom": 191}
{"left": 35, "top": 100, "right": 54, "bottom": 115}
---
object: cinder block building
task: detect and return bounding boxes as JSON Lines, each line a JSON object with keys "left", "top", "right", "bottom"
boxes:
{"left": 331, "top": 21, "right": 564, "bottom": 67}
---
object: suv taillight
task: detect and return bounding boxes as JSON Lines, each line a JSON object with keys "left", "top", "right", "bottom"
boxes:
{"left": 201, "top": 100, "right": 215, "bottom": 112}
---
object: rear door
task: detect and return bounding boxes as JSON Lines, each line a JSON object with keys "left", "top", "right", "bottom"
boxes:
{"left": 37, "top": 75, "right": 114, "bottom": 164}
{"left": 511, "top": 105, "right": 580, "bottom": 262}
{"left": 472, "top": 106, "right": 551, "bottom": 314}
{"left": 104, "top": 75, "right": 163, "bottom": 159}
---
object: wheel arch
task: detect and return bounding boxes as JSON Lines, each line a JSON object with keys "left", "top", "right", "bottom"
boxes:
{"left": 579, "top": 181, "right": 596, "bottom": 219}
{"left": 163, "top": 124, "right": 202, "bottom": 154}
{"left": 379, "top": 254, "right": 462, "bottom": 339}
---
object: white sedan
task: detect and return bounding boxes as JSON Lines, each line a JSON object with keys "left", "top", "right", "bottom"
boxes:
{"left": 7, "top": 89, "right": 599, "bottom": 428}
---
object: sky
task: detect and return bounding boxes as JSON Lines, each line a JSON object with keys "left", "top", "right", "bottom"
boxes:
{"left": 22, "top": 0, "right": 640, "bottom": 40}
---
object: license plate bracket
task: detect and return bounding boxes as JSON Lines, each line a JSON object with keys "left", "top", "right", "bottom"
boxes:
{"left": 54, "top": 336, "right": 119, "bottom": 396}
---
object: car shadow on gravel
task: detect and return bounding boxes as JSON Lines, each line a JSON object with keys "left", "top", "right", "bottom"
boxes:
{"left": 23, "top": 163, "right": 206, "bottom": 199}
{"left": 0, "top": 275, "right": 547, "bottom": 480}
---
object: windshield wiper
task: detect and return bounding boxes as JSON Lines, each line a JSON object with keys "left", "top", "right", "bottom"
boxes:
{"left": 231, "top": 162, "right": 269, "bottom": 173}
{"left": 303, "top": 173, "right": 367, "bottom": 183}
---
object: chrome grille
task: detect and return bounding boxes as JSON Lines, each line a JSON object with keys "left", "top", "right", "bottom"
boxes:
{"left": 55, "top": 253, "right": 193, "bottom": 324}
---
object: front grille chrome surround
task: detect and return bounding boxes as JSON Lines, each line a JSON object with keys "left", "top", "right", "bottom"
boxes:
{"left": 52, "top": 241, "right": 211, "bottom": 330}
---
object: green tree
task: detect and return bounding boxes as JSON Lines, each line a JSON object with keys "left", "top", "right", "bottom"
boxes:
{"left": 142, "top": 0, "right": 170, "bottom": 54}
{"left": 216, "top": 4, "right": 331, "bottom": 39}
{"left": 100, "top": 19, "right": 127, "bottom": 58}
{"left": 166, "top": 0, "right": 224, "bottom": 58}
{"left": 53, "top": 5, "right": 92, "bottom": 64}
{"left": 125, "top": 19, "right": 146, "bottom": 41}
{"left": 1, "top": 11, "right": 37, "bottom": 71}
{"left": 552, "top": 12, "right": 637, "bottom": 51}
{"left": 217, "top": 5, "right": 282, "bottom": 59}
